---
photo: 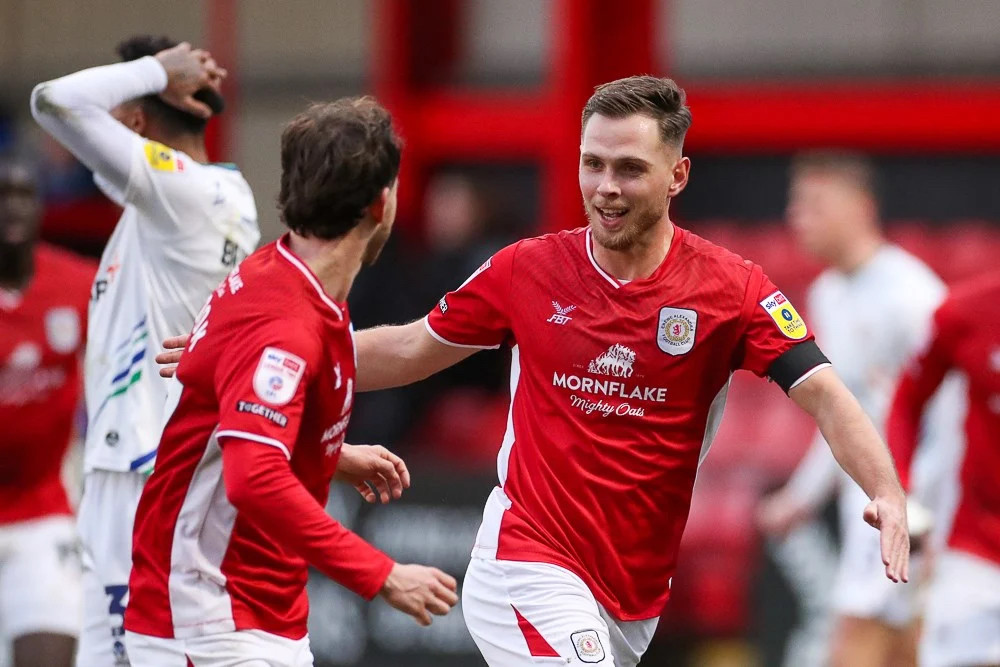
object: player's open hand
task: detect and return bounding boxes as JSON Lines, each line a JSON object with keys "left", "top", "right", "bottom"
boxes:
{"left": 863, "top": 494, "right": 910, "bottom": 583}
{"left": 155, "top": 334, "right": 190, "bottom": 378}
{"left": 335, "top": 444, "right": 411, "bottom": 503}
{"left": 379, "top": 563, "right": 459, "bottom": 626}
{"left": 154, "top": 42, "right": 227, "bottom": 118}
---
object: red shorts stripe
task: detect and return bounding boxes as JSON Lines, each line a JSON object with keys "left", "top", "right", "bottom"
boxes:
{"left": 511, "top": 604, "right": 560, "bottom": 658}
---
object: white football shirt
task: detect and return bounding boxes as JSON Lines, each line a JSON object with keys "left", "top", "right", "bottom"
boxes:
{"left": 31, "top": 56, "right": 260, "bottom": 473}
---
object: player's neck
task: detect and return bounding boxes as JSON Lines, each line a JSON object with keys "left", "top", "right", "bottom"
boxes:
{"left": 150, "top": 132, "right": 208, "bottom": 163}
{"left": 591, "top": 218, "right": 675, "bottom": 282}
{"left": 833, "top": 233, "right": 884, "bottom": 274}
{"left": 286, "top": 232, "right": 365, "bottom": 303}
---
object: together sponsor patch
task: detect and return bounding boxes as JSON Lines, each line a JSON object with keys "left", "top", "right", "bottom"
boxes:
{"left": 236, "top": 400, "right": 288, "bottom": 427}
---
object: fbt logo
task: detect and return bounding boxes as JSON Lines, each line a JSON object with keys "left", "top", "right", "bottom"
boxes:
{"left": 547, "top": 300, "right": 577, "bottom": 325}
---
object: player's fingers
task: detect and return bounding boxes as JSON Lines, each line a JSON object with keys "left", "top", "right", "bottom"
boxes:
{"left": 412, "top": 607, "right": 431, "bottom": 626}
{"left": 433, "top": 569, "right": 458, "bottom": 592}
{"left": 163, "top": 334, "right": 191, "bottom": 350}
{"left": 863, "top": 501, "right": 879, "bottom": 530}
{"left": 431, "top": 581, "right": 459, "bottom": 607}
{"left": 158, "top": 364, "right": 178, "bottom": 379}
{"left": 184, "top": 96, "right": 213, "bottom": 119}
{"left": 425, "top": 594, "right": 452, "bottom": 616}
{"left": 370, "top": 455, "right": 403, "bottom": 499}
{"left": 355, "top": 482, "right": 376, "bottom": 503}
{"left": 380, "top": 448, "right": 411, "bottom": 489}
{"left": 155, "top": 348, "right": 184, "bottom": 365}
{"left": 192, "top": 48, "right": 210, "bottom": 64}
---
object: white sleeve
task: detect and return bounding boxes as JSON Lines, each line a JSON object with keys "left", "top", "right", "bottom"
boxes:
{"left": 783, "top": 430, "right": 841, "bottom": 511}
{"left": 30, "top": 56, "right": 168, "bottom": 196}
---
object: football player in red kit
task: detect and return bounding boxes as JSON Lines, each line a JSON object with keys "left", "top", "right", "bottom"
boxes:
{"left": 887, "top": 272, "right": 1000, "bottom": 667}
{"left": 124, "top": 99, "right": 457, "bottom": 666}
{"left": 0, "top": 160, "right": 95, "bottom": 667}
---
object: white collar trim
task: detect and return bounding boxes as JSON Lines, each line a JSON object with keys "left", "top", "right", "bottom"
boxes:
{"left": 276, "top": 238, "right": 344, "bottom": 320}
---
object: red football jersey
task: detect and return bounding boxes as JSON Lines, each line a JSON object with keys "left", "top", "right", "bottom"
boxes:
{"left": 426, "top": 226, "right": 817, "bottom": 620}
{"left": 0, "top": 243, "right": 94, "bottom": 524}
{"left": 127, "top": 237, "right": 389, "bottom": 640}
{"left": 888, "top": 272, "right": 1000, "bottom": 567}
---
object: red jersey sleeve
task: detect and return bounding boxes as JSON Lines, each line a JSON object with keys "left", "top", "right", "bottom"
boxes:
{"left": 886, "top": 301, "right": 956, "bottom": 490}
{"left": 424, "top": 242, "right": 517, "bottom": 349}
{"left": 736, "top": 267, "right": 817, "bottom": 377}
{"left": 214, "top": 320, "right": 321, "bottom": 459}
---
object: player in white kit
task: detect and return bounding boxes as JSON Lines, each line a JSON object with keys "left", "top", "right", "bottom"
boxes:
{"left": 31, "top": 37, "right": 259, "bottom": 666}
{"left": 757, "top": 153, "right": 960, "bottom": 666}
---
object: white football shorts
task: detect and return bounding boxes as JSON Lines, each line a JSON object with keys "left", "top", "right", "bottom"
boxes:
{"left": 831, "top": 484, "right": 919, "bottom": 627}
{"left": 75, "top": 470, "right": 146, "bottom": 666}
{"left": 462, "top": 555, "right": 658, "bottom": 666}
{"left": 0, "top": 515, "right": 82, "bottom": 640}
{"left": 125, "top": 629, "right": 313, "bottom": 667}
{"left": 920, "top": 549, "right": 1000, "bottom": 667}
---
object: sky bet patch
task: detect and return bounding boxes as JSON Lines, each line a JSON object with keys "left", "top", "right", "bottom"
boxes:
{"left": 759, "top": 290, "right": 807, "bottom": 340}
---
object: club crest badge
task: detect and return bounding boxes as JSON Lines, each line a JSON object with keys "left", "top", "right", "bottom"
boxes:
{"left": 571, "top": 630, "right": 606, "bottom": 663}
{"left": 657, "top": 306, "right": 697, "bottom": 355}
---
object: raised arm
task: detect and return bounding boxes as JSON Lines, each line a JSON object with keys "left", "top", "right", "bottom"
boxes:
{"left": 30, "top": 43, "right": 222, "bottom": 196}
{"left": 354, "top": 319, "right": 478, "bottom": 392}
{"left": 789, "top": 366, "right": 909, "bottom": 582}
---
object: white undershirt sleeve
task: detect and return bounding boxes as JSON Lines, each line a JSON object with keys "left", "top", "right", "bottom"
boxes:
{"left": 30, "top": 56, "right": 168, "bottom": 197}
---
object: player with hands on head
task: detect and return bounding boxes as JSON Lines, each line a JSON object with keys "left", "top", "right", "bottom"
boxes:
{"left": 31, "top": 34, "right": 260, "bottom": 666}
{"left": 124, "top": 97, "right": 456, "bottom": 667}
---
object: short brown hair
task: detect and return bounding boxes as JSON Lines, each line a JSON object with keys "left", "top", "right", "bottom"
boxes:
{"left": 790, "top": 151, "right": 879, "bottom": 199}
{"left": 582, "top": 75, "right": 692, "bottom": 147}
{"left": 278, "top": 97, "right": 402, "bottom": 240}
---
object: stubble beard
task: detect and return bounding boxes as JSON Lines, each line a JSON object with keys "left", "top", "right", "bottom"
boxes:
{"left": 586, "top": 199, "right": 666, "bottom": 252}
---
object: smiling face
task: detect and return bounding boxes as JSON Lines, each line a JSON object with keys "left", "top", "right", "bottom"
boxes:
{"left": 579, "top": 113, "right": 689, "bottom": 251}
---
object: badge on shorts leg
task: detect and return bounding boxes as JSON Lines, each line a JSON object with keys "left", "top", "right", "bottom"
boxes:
{"left": 571, "top": 630, "right": 605, "bottom": 663}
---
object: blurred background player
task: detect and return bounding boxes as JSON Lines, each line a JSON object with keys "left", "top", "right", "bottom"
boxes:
{"left": 0, "top": 159, "right": 93, "bottom": 667}
{"left": 125, "top": 98, "right": 457, "bottom": 665}
{"left": 757, "top": 152, "right": 961, "bottom": 666}
{"left": 887, "top": 271, "right": 1000, "bottom": 667}
{"left": 30, "top": 37, "right": 259, "bottom": 666}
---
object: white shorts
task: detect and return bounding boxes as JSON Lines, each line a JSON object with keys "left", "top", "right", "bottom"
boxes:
{"left": 125, "top": 629, "right": 313, "bottom": 667}
{"left": 462, "top": 556, "right": 657, "bottom": 666}
{"left": 0, "top": 515, "right": 82, "bottom": 640}
{"left": 76, "top": 470, "right": 146, "bottom": 667}
{"left": 831, "top": 485, "right": 918, "bottom": 627}
{"left": 920, "top": 550, "right": 1000, "bottom": 667}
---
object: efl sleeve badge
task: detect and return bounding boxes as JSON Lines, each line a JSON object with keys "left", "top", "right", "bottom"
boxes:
{"left": 252, "top": 346, "right": 307, "bottom": 406}
{"left": 759, "top": 291, "right": 807, "bottom": 340}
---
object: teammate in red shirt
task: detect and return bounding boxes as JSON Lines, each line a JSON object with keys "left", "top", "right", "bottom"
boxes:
{"left": 887, "top": 272, "right": 1000, "bottom": 667}
{"left": 158, "top": 78, "right": 912, "bottom": 666}
{"left": 124, "top": 99, "right": 457, "bottom": 665}
{"left": 0, "top": 160, "right": 95, "bottom": 666}
{"left": 353, "top": 76, "right": 912, "bottom": 666}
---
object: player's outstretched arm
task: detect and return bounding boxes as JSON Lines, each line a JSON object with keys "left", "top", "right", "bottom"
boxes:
{"left": 155, "top": 323, "right": 475, "bottom": 387}
{"left": 788, "top": 366, "right": 910, "bottom": 583}
{"left": 354, "top": 319, "right": 477, "bottom": 392}
{"left": 30, "top": 43, "right": 223, "bottom": 195}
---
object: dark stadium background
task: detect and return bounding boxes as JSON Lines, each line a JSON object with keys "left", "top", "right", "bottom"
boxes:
{"left": 2, "top": 1, "right": 998, "bottom": 665}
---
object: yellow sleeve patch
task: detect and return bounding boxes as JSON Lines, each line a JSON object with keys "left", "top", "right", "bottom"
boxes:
{"left": 143, "top": 141, "right": 180, "bottom": 172}
{"left": 759, "top": 290, "right": 807, "bottom": 340}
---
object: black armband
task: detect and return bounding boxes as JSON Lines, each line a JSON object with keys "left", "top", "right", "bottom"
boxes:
{"left": 767, "top": 340, "right": 830, "bottom": 394}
